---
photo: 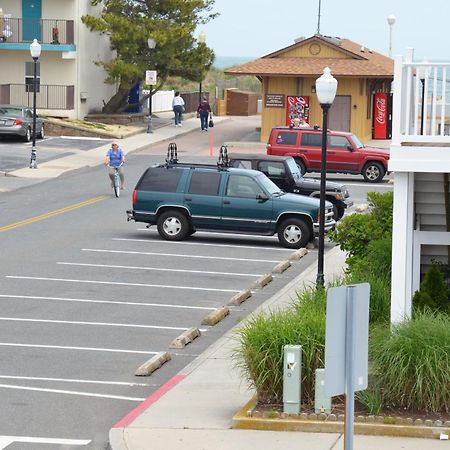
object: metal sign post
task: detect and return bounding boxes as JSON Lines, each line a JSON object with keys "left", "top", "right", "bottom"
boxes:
{"left": 145, "top": 70, "right": 157, "bottom": 133}
{"left": 324, "top": 283, "right": 370, "bottom": 450}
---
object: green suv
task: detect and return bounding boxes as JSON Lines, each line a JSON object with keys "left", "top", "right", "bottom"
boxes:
{"left": 127, "top": 146, "right": 335, "bottom": 249}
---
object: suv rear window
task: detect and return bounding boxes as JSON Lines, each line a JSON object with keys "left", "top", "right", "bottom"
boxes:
{"left": 300, "top": 132, "right": 322, "bottom": 147}
{"left": 275, "top": 131, "right": 297, "bottom": 145}
{"left": 188, "top": 171, "right": 221, "bottom": 195}
{"left": 138, "top": 167, "right": 183, "bottom": 192}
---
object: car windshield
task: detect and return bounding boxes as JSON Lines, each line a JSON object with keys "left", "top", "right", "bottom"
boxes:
{"left": 0, "top": 107, "right": 21, "bottom": 116}
{"left": 256, "top": 172, "right": 285, "bottom": 196}
{"left": 350, "top": 133, "right": 364, "bottom": 148}
{"left": 286, "top": 157, "right": 302, "bottom": 180}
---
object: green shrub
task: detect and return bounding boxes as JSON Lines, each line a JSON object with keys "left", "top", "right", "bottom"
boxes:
{"left": 413, "top": 263, "right": 450, "bottom": 312}
{"left": 369, "top": 310, "right": 450, "bottom": 412}
{"left": 233, "top": 286, "right": 326, "bottom": 404}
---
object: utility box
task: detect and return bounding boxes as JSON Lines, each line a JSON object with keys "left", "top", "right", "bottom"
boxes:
{"left": 283, "top": 345, "right": 302, "bottom": 414}
{"left": 314, "top": 368, "right": 331, "bottom": 414}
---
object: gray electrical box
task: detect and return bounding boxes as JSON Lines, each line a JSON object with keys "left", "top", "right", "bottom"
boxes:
{"left": 314, "top": 368, "right": 331, "bottom": 414}
{"left": 283, "top": 345, "right": 302, "bottom": 414}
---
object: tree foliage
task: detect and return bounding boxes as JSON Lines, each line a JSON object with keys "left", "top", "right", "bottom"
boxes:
{"left": 82, "top": 0, "right": 217, "bottom": 112}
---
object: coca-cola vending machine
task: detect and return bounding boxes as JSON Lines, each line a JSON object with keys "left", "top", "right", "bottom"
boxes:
{"left": 286, "top": 96, "right": 310, "bottom": 126}
{"left": 373, "top": 92, "right": 392, "bottom": 139}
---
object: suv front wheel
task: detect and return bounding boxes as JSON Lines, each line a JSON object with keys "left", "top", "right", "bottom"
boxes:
{"left": 277, "top": 217, "right": 310, "bottom": 249}
{"left": 362, "top": 161, "right": 385, "bottom": 183}
{"left": 157, "top": 210, "right": 189, "bottom": 241}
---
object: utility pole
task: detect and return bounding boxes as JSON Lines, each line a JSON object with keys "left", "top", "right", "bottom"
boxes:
{"left": 317, "top": 0, "right": 322, "bottom": 35}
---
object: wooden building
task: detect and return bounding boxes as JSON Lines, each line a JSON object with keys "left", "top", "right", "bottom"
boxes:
{"left": 225, "top": 34, "right": 394, "bottom": 143}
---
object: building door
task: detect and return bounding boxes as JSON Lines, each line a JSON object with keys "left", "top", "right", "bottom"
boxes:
{"left": 328, "top": 95, "right": 351, "bottom": 132}
{"left": 22, "top": 0, "right": 42, "bottom": 42}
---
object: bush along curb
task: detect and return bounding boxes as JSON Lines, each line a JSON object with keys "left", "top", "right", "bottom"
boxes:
{"left": 135, "top": 351, "right": 171, "bottom": 376}
{"left": 232, "top": 397, "right": 450, "bottom": 439}
{"left": 169, "top": 327, "right": 201, "bottom": 349}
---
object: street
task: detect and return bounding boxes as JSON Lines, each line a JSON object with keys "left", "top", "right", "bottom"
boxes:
{"left": 0, "top": 117, "right": 392, "bottom": 448}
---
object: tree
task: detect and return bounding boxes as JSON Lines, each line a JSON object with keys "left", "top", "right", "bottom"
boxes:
{"left": 82, "top": 0, "right": 217, "bottom": 113}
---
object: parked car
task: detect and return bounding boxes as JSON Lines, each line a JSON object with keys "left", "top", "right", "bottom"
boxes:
{"left": 228, "top": 153, "right": 353, "bottom": 220}
{"left": 126, "top": 146, "right": 336, "bottom": 249}
{"left": 0, "top": 105, "right": 44, "bottom": 142}
{"left": 266, "top": 126, "right": 390, "bottom": 183}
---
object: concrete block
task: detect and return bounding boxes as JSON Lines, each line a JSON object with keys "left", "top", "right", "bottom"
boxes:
{"left": 169, "top": 327, "right": 201, "bottom": 349}
{"left": 272, "top": 260, "right": 291, "bottom": 273}
{"left": 252, "top": 273, "right": 273, "bottom": 289}
{"left": 135, "top": 351, "right": 171, "bottom": 376}
{"left": 288, "top": 248, "right": 308, "bottom": 261}
{"left": 201, "top": 306, "right": 230, "bottom": 326}
{"left": 228, "top": 289, "right": 252, "bottom": 306}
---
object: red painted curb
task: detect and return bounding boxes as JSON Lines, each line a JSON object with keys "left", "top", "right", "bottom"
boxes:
{"left": 113, "top": 374, "right": 186, "bottom": 428}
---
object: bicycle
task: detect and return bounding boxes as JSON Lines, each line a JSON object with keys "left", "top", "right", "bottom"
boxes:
{"left": 109, "top": 163, "right": 123, "bottom": 198}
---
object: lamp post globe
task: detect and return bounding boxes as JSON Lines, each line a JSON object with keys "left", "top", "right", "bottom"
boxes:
{"left": 29, "top": 38, "right": 41, "bottom": 169}
{"left": 315, "top": 67, "right": 337, "bottom": 288}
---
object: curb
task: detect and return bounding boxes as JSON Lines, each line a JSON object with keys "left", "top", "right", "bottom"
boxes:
{"left": 201, "top": 306, "right": 230, "bottom": 326}
{"left": 228, "top": 289, "right": 252, "bottom": 306}
{"left": 232, "top": 397, "right": 450, "bottom": 439}
{"left": 134, "top": 351, "right": 171, "bottom": 376}
{"left": 252, "top": 273, "right": 273, "bottom": 289}
{"left": 169, "top": 327, "right": 201, "bottom": 348}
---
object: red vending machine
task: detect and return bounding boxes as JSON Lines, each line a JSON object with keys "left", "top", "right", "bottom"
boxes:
{"left": 373, "top": 92, "right": 392, "bottom": 139}
{"left": 286, "top": 96, "right": 310, "bottom": 126}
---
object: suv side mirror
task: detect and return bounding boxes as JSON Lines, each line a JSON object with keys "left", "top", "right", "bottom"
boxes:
{"left": 256, "top": 192, "right": 269, "bottom": 201}
{"left": 347, "top": 145, "right": 354, "bottom": 151}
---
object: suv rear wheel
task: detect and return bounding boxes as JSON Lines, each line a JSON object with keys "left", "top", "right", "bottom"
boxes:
{"left": 362, "top": 161, "right": 385, "bottom": 183}
{"left": 294, "top": 158, "right": 306, "bottom": 176}
{"left": 157, "top": 210, "right": 189, "bottom": 241}
{"left": 277, "top": 217, "right": 310, "bottom": 249}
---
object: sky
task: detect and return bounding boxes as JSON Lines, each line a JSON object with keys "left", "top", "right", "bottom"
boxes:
{"left": 199, "top": 0, "right": 448, "bottom": 62}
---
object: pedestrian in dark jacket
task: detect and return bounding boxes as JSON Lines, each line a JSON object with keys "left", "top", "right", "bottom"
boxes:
{"left": 197, "top": 96, "right": 211, "bottom": 131}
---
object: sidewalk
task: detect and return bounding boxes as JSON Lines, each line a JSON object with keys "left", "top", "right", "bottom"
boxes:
{"left": 109, "top": 245, "right": 445, "bottom": 450}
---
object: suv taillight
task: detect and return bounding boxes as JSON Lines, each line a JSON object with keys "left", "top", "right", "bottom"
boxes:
{"left": 266, "top": 143, "right": 271, "bottom": 154}
{"left": 132, "top": 189, "right": 137, "bottom": 207}
{"left": 14, "top": 118, "right": 23, "bottom": 125}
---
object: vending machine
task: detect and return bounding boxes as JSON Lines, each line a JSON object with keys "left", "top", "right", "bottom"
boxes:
{"left": 373, "top": 92, "right": 392, "bottom": 139}
{"left": 286, "top": 96, "right": 310, "bottom": 126}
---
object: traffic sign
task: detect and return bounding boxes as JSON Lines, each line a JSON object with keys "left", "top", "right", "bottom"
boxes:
{"left": 145, "top": 70, "right": 157, "bottom": 85}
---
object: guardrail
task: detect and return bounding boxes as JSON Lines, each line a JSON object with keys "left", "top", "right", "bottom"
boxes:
{"left": 0, "top": 17, "right": 74, "bottom": 45}
{"left": 393, "top": 50, "right": 450, "bottom": 144}
{"left": 0, "top": 84, "right": 74, "bottom": 110}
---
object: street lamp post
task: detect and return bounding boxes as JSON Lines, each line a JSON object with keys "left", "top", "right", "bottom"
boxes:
{"left": 387, "top": 15, "right": 396, "bottom": 58}
{"left": 315, "top": 67, "right": 337, "bottom": 288}
{"left": 198, "top": 32, "right": 206, "bottom": 103}
{"left": 147, "top": 37, "right": 156, "bottom": 134}
{"left": 29, "top": 38, "right": 41, "bottom": 169}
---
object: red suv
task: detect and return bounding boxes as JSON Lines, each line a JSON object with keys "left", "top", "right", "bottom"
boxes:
{"left": 266, "top": 126, "right": 390, "bottom": 183}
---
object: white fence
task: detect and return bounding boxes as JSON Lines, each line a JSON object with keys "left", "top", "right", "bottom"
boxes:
{"left": 142, "top": 89, "right": 174, "bottom": 113}
{"left": 393, "top": 49, "right": 450, "bottom": 144}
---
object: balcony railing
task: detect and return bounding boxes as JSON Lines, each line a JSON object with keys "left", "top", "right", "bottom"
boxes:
{"left": 0, "top": 17, "right": 74, "bottom": 45}
{"left": 0, "top": 84, "right": 74, "bottom": 110}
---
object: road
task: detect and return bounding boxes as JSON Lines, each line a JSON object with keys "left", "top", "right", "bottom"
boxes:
{"left": 0, "top": 117, "right": 392, "bottom": 449}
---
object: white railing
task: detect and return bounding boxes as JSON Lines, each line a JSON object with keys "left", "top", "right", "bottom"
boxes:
{"left": 392, "top": 49, "right": 450, "bottom": 144}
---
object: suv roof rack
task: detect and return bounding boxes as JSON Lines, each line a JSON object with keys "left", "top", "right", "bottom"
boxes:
{"left": 166, "top": 142, "right": 179, "bottom": 165}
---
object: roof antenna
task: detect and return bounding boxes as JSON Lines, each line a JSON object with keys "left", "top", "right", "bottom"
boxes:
{"left": 316, "top": 0, "right": 322, "bottom": 35}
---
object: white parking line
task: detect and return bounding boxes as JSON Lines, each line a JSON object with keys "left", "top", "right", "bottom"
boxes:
{"left": 6, "top": 275, "right": 241, "bottom": 293}
{"left": 0, "top": 294, "right": 216, "bottom": 311}
{"left": 0, "top": 317, "right": 207, "bottom": 332}
{"left": 82, "top": 248, "right": 281, "bottom": 263}
{"left": 0, "top": 436, "right": 90, "bottom": 448}
{"left": 115, "top": 237, "right": 291, "bottom": 251}
{"left": 0, "top": 342, "right": 162, "bottom": 354}
{"left": 0, "top": 384, "right": 145, "bottom": 401}
{"left": 58, "top": 261, "right": 263, "bottom": 277}
{"left": 0, "top": 375, "right": 152, "bottom": 387}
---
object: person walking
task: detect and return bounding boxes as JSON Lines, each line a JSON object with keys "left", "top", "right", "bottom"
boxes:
{"left": 172, "top": 91, "right": 185, "bottom": 127}
{"left": 197, "top": 96, "right": 211, "bottom": 131}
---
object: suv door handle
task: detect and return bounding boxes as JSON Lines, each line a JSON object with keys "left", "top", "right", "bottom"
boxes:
{"left": 223, "top": 200, "right": 231, "bottom": 204}
{"left": 185, "top": 196, "right": 192, "bottom": 201}
{"left": 328, "top": 151, "right": 336, "bottom": 154}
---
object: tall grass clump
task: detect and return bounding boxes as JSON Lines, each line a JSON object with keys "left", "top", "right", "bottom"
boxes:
{"left": 369, "top": 310, "right": 450, "bottom": 412}
{"left": 233, "top": 286, "right": 326, "bottom": 404}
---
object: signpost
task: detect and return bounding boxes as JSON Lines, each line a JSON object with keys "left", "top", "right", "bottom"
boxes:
{"left": 324, "top": 283, "right": 370, "bottom": 450}
{"left": 145, "top": 70, "right": 157, "bottom": 133}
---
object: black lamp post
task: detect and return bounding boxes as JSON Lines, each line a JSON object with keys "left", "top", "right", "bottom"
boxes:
{"left": 315, "top": 67, "right": 337, "bottom": 288}
{"left": 29, "top": 38, "right": 41, "bottom": 169}
{"left": 146, "top": 37, "right": 156, "bottom": 134}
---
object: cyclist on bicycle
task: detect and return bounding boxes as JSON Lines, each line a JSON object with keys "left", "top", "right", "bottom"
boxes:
{"left": 105, "top": 142, "right": 125, "bottom": 189}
